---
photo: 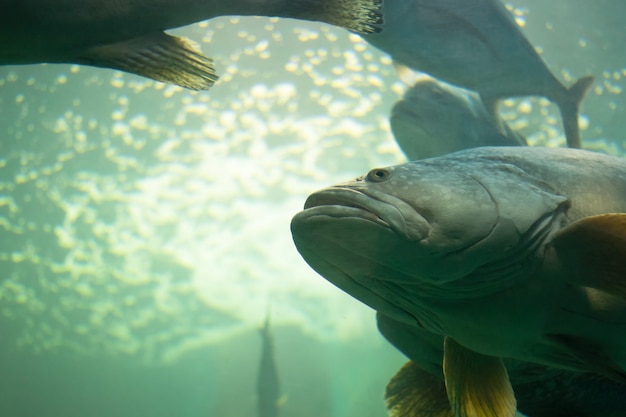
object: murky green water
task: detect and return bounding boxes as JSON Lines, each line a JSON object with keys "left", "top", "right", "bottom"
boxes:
{"left": 0, "top": 2, "right": 624, "bottom": 416}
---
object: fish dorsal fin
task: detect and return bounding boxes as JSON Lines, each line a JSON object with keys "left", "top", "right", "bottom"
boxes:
{"left": 393, "top": 61, "right": 433, "bottom": 87}
{"left": 81, "top": 32, "right": 218, "bottom": 90}
{"left": 443, "top": 337, "right": 516, "bottom": 417}
{"left": 386, "top": 360, "right": 453, "bottom": 417}
{"left": 550, "top": 213, "right": 626, "bottom": 300}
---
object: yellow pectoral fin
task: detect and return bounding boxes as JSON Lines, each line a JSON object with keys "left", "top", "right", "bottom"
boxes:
{"left": 443, "top": 337, "right": 516, "bottom": 417}
{"left": 551, "top": 213, "right": 626, "bottom": 300}
{"left": 386, "top": 360, "right": 453, "bottom": 417}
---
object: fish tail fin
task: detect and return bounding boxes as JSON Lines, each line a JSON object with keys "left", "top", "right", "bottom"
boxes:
{"left": 313, "top": 0, "right": 383, "bottom": 34}
{"left": 386, "top": 360, "right": 453, "bottom": 417}
{"left": 556, "top": 75, "right": 595, "bottom": 149}
{"left": 568, "top": 75, "right": 596, "bottom": 104}
{"left": 81, "top": 32, "right": 218, "bottom": 91}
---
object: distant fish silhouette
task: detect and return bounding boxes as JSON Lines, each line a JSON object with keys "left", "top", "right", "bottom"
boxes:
{"left": 362, "top": 0, "right": 594, "bottom": 148}
{"left": 258, "top": 312, "right": 280, "bottom": 417}
{"left": 390, "top": 75, "right": 526, "bottom": 160}
{"left": 0, "top": 0, "right": 383, "bottom": 90}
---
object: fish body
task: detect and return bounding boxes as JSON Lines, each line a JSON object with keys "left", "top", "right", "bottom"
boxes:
{"left": 258, "top": 314, "right": 279, "bottom": 417}
{"left": 390, "top": 76, "right": 526, "bottom": 160}
{"left": 0, "top": 0, "right": 382, "bottom": 89}
{"left": 361, "top": 0, "right": 593, "bottom": 148}
{"left": 378, "top": 312, "right": 626, "bottom": 417}
{"left": 291, "top": 146, "right": 626, "bottom": 416}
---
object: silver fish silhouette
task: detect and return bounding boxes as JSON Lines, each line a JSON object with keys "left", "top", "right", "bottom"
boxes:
{"left": 0, "top": 0, "right": 383, "bottom": 90}
{"left": 361, "top": 0, "right": 593, "bottom": 148}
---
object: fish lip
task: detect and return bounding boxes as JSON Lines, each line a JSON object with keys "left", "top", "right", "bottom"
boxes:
{"left": 304, "top": 187, "right": 399, "bottom": 232}
{"left": 303, "top": 186, "right": 428, "bottom": 240}
{"left": 299, "top": 204, "right": 392, "bottom": 229}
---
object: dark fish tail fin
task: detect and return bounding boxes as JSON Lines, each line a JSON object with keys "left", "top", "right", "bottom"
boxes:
{"left": 81, "top": 32, "right": 218, "bottom": 91}
{"left": 313, "top": 0, "right": 383, "bottom": 34}
{"left": 556, "top": 75, "right": 595, "bottom": 149}
{"left": 385, "top": 360, "right": 453, "bottom": 417}
{"left": 568, "top": 75, "right": 596, "bottom": 104}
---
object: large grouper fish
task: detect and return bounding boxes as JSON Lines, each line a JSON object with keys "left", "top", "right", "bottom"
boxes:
{"left": 360, "top": 0, "right": 594, "bottom": 148}
{"left": 291, "top": 146, "right": 626, "bottom": 417}
{"left": 0, "top": 0, "right": 382, "bottom": 90}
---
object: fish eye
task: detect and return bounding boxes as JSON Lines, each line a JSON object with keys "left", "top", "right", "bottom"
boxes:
{"left": 366, "top": 168, "right": 391, "bottom": 182}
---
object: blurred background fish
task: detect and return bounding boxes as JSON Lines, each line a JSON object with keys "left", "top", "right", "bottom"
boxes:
{"left": 390, "top": 74, "right": 527, "bottom": 160}
{"left": 361, "top": 0, "right": 594, "bottom": 148}
{"left": 258, "top": 312, "right": 281, "bottom": 417}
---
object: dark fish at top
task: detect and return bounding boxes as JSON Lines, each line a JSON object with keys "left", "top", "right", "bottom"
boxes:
{"left": 361, "top": 0, "right": 594, "bottom": 148}
{"left": 378, "top": 312, "right": 626, "bottom": 417}
{"left": 258, "top": 313, "right": 280, "bottom": 417}
{"left": 390, "top": 75, "right": 526, "bottom": 160}
{"left": 0, "top": 0, "right": 383, "bottom": 90}
{"left": 291, "top": 146, "right": 626, "bottom": 417}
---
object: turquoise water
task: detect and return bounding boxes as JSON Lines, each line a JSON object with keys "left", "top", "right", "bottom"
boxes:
{"left": 0, "top": 2, "right": 624, "bottom": 416}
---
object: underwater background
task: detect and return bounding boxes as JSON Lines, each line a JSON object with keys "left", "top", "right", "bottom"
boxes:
{"left": 0, "top": 1, "right": 624, "bottom": 416}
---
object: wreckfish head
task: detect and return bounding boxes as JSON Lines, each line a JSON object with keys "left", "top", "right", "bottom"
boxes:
{"left": 291, "top": 151, "right": 568, "bottom": 327}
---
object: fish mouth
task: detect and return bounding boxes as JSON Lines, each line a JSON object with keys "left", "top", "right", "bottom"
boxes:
{"left": 302, "top": 186, "right": 429, "bottom": 240}
{"left": 291, "top": 183, "right": 430, "bottom": 325}
{"left": 292, "top": 186, "right": 432, "bottom": 327}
